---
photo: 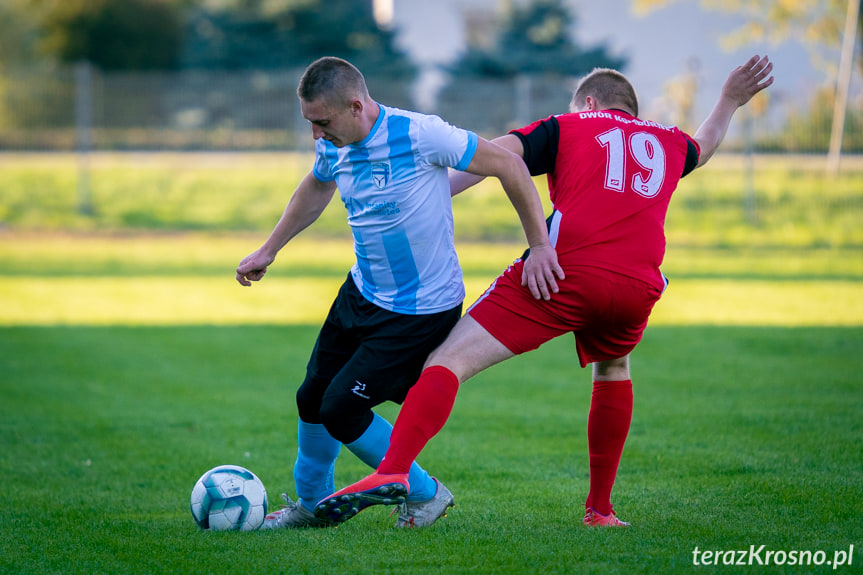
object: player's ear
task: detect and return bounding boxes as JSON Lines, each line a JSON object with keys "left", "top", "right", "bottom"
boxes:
{"left": 570, "top": 94, "right": 595, "bottom": 113}
{"left": 349, "top": 99, "right": 363, "bottom": 117}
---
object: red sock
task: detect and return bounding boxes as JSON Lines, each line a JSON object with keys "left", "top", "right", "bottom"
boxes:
{"left": 585, "top": 379, "right": 633, "bottom": 516}
{"left": 377, "top": 366, "right": 460, "bottom": 474}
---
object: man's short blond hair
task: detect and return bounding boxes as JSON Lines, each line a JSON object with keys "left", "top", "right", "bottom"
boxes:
{"left": 297, "top": 56, "right": 370, "bottom": 107}
{"left": 570, "top": 68, "right": 639, "bottom": 117}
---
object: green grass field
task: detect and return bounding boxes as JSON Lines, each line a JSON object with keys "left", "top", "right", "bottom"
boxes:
{"left": 1, "top": 232, "right": 862, "bottom": 574}
{"left": 2, "top": 323, "right": 861, "bottom": 575}
{"left": 1, "top": 153, "right": 862, "bottom": 573}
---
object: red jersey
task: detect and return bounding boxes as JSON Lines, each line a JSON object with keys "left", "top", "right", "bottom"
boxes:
{"left": 511, "top": 110, "right": 700, "bottom": 290}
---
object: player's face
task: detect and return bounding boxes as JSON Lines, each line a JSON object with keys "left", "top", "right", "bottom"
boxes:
{"left": 301, "top": 97, "right": 360, "bottom": 148}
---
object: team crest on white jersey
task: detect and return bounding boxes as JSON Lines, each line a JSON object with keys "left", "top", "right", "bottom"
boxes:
{"left": 371, "top": 162, "right": 390, "bottom": 189}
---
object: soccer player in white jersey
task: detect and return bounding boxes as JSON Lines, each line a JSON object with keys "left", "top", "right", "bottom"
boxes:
{"left": 235, "top": 57, "right": 562, "bottom": 528}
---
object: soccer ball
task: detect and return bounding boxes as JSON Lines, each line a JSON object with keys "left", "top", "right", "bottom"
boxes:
{"left": 190, "top": 464, "right": 268, "bottom": 531}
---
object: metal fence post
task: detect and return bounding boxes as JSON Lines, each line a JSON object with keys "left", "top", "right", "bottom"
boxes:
{"left": 75, "top": 60, "right": 93, "bottom": 215}
{"left": 742, "top": 107, "right": 757, "bottom": 224}
{"left": 826, "top": 0, "right": 861, "bottom": 177}
{"left": 515, "top": 74, "right": 532, "bottom": 129}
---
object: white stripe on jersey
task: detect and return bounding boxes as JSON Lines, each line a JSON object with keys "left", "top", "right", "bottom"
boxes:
{"left": 548, "top": 210, "right": 562, "bottom": 248}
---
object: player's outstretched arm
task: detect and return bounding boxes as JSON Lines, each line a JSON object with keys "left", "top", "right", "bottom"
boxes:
{"left": 693, "top": 55, "right": 774, "bottom": 168}
{"left": 236, "top": 172, "right": 336, "bottom": 286}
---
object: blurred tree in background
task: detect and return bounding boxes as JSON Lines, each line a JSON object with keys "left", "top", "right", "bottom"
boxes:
{"left": 0, "top": 0, "right": 43, "bottom": 70}
{"left": 0, "top": 0, "right": 39, "bottom": 128}
{"left": 39, "top": 0, "right": 184, "bottom": 70}
{"left": 449, "top": 0, "right": 625, "bottom": 78}
{"left": 2, "top": 0, "right": 412, "bottom": 75}
{"left": 0, "top": 0, "right": 417, "bottom": 137}
{"left": 436, "top": 0, "right": 625, "bottom": 134}
{"left": 181, "top": 0, "right": 414, "bottom": 77}
{"left": 174, "top": 0, "right": 416, "bottom": 105}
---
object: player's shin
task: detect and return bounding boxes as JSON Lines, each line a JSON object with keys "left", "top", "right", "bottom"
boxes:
{"left": 294, "top": 420, "right": 342, "bottom": 511}
{"left": 345, "top": 412, "right": 436, "bottom": 500}
{"left": 377, "top": 365, "right": 460, "bottom": 474}
{"left": 585, "top": 379, "right": 633, "bottom": 516}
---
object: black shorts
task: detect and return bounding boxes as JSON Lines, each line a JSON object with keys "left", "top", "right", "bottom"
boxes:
{"left": 296, "top": 274, "right": 462, "bottom": 434}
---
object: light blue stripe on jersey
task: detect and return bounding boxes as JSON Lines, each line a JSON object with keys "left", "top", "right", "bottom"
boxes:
{"left": 380, "top": 114, "right": 420, "bottom": 311}
{"left": 387, "top": 114, "right": 415, "bottom": 181}
{"left": 454, "top": 132, "right": 479, "bottom": 171}
{"left": 382, "top": 228, "right": 420, "bottom": 312}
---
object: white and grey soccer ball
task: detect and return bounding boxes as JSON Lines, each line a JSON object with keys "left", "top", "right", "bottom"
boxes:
{"left": 190, "top": 464, "right": 268, "bottom": 531}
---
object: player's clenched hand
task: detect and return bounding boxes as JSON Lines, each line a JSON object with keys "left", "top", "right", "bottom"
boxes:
{"left": 521, "top": 244, "right": 565, "bottom": 301}
{"left": 722, "top": 55, "right": 774, "bottom": 108}
{"left": 236, "top": 250, "right": 275, "bottom": 286}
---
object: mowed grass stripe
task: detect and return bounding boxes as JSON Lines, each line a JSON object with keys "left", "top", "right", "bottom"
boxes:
{"left": 2, "top": 234, "right": 862, "bottom": 280}
{"left": 1, "top": 276, "right": 860, "bottom": 326}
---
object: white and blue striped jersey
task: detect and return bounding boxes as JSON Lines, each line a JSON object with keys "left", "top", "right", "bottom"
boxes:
{"left": 313, "top": 103, "right": 478, "bottom": 315}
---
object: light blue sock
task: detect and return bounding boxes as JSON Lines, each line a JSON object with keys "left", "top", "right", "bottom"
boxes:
{"left": 345, "top": 412, "right": 436, "bottom": 502}
{"left": 293, "top": 420, "right": 342, "bottom": 511}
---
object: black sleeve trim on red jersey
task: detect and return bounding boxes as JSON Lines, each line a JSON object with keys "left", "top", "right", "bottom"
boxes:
{"left": 680, "top": 138, "right": 699, "bottom": 178}
{"left": 510, "top": 116, "right": 560, "bottom": 176}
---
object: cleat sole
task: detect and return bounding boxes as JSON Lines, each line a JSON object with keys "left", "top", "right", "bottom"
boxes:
{"left": 315, "top": 483, "right": 408, "bottom": 524}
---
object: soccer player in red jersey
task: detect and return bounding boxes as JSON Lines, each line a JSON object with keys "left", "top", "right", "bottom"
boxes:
{"left": 315, "top": 55, "right": 774, "bottom": 527}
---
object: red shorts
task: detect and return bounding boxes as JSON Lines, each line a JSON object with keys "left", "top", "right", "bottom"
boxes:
{"left": 468, "top": 261, "right": 664, "bottom": 367}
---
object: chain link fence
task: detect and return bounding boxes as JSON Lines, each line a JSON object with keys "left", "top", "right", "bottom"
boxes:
{"left": 10, "top": 62, "right": 852, "bottom": 152}
{"left": 0, "top": 63, "right": 596, "bottom": 152}
{"left": 2, "top": 62, "right": 863, "bottom": 153}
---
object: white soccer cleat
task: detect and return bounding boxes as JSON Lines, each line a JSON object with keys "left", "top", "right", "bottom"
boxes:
{"left": 262, "top": 493, "right": 336, "bottom": 529}
{"left": 395, "top": 478, "right": 455, "bottom": 528}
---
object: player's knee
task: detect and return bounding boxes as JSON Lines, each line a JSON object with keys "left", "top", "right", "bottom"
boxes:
{"left": 594, "top": 356, "right": 630, "bottom": 380}
{"left": 318, "top": 394, "right": 372, "bottom": 444}
{"left": 295, "top": 378, "right": 324, "bottom": 423}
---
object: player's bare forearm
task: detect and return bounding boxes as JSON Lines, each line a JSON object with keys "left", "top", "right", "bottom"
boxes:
{"left": 694, "top": 55, "right": 774, "bottom": 167}
{"left": 692, "top": 98, "right": 737, "bottom": 168}
{"left": 500, "top": 168, "right": 548, "bottom": 249}
{"left": 261, "top": 183, "right": 332, "bottom": 253}
{"left": 464, "top": 139, "right": 543, "bottom": 246}
{"left": 500, "top": 175, "right": 563, "bottom": 301}
{"left": 235, "top": 172, "right": 336, "bottom": 286}
{"left": 463, "top": 137, "right": 563, "bottom": 299}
